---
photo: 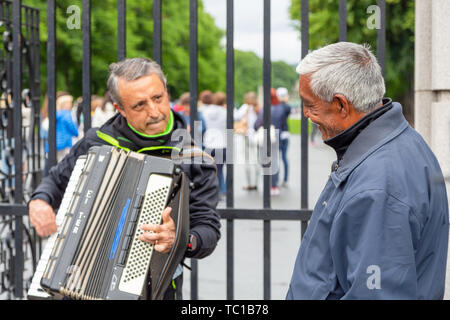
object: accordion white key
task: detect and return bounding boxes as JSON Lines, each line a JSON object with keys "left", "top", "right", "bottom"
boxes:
{"left": 27, "top": 145, "right": 190, "bottom": 300}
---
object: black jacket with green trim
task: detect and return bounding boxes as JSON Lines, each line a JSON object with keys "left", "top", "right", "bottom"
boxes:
{"left": 31, "top": 111, "right": 221, "bottom": 259}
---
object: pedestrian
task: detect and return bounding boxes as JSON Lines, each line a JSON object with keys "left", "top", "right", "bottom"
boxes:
{"left": 41, "top": 91, "right": 79, "bottom": 173}
{"left": 234, "top": 91, "right": 260, "bottom": 191}
{"left": 254, "top": 88, "right": 283, "bottom": 196}
{"left": 177, "top": 92, "right": 206, "bottom": 147}
{"left": 54, "top": 92, "right": 79, "bottom": 161}
{"left": 286, "top": 42, "right": 449, "bottom": 299}
{"left": 91, "top": 91, "right": 117, "bottom": 128}
{"left": 201, "top": 90, "right": 227, "bottom": 200}
{"left": 28, "top": 57, "right": 221, "bottom": 300}
{"left": 276, "top": 87, "right": 292, "bottom": 188}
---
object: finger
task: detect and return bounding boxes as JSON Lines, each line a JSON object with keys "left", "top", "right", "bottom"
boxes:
{"left": 34, "top": 217, "right": 56, "bottom": 235}
{"left": 140, "top": 224, "right": 158, "bottom": 232}
{"left": 138, "top": 231, "right": 159, "bottom": 243}
{"left": 161, "top": 207, "right": 173, "bottom": 224}
{"left": 39, "top": 222, "right": 57, "bottom": 238}
{"left": 154, "top": 242, "right": 170, "bottom": 254}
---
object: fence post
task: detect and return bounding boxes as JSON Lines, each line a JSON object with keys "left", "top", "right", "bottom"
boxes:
{"left": 12, "top": 0, "right": 23, "bottom": 298}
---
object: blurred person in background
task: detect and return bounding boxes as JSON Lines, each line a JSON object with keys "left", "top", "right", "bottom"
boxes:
{"left": 202, "top": 90, "right": 227, "bottom": 200}
{"left": 254, "top": 88, "right": 283, "bottom": 196}
{"left": 276, "top": 87, "right": 293, "bottom": 188}
{"left": 92, "top": 91, "right": 117, "bottom": 128}
{"left": 177, "top": 92, "right": 206, "bottom": 148}
{"left": 234, "top": 91, "right": 260, "bottom": 191}
{"left": 41, "top": 91, "right": 79, "bottom": 175}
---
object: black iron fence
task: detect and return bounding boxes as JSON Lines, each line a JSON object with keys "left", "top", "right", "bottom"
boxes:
{"left": 0, "top": 0, "right": 386, "bottom": 300}
{"left": 0, "top": 0, "right": 41, "bottom": 299}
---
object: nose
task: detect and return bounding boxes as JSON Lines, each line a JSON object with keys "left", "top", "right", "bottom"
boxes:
{"left": 145, "top": 101, "right": 159, "bottom": 118}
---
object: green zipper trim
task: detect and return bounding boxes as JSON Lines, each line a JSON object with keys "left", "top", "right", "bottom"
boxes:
{"left": 172, "top": 280, "right": 177, "bottom": 300}
{"left": 127, "top": 110, "right": 174, "bottom": 138}
{"left": 136, "top": 146, "right": 181, "bottom": 154}
{"left": 96, "top": 131, "right": 130, "bottom": 152}
{"left": 97, "top": 130, "right": 180, "bottom": 154}
{"left": 117, "top": 136, "right": 133, "bottom": 143}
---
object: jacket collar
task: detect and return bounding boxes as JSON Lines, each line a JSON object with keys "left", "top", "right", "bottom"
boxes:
{"left": 97, "top": 110, "right": 191, "bottom": 153}
{"left": 324, "top": 100, "right": 393, "bottom": 161}
{"left": 330, "top": 100, "right": 409, "bottom": 187}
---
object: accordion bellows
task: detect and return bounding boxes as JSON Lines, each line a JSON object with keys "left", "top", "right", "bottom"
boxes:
{"left": 29, "top": 145, "right": 190, "bottom": 300}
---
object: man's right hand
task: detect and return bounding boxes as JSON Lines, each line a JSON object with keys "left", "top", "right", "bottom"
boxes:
{"left": 29, "top": 199, "right": 57, "bottom": 237}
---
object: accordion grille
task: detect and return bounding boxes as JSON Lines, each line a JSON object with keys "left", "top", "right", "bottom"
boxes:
{"left": 120, "top": 174, "right": 172, "bottom": 294}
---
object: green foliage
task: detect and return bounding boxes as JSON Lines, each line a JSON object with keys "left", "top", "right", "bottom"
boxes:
{"left": 234, "top": 50, "right": 262, "bottom": 105}
{"left": 22, "top": 0, "right": 298, "bottom": 108}
{"left": 23, "top": 0, "right": 226, "bottom": 101}
{"left": 271, "top": 61, "right": 298, "bottom": 93}
{"left": 289, "top": 0, "right": 415, "bottom": 116}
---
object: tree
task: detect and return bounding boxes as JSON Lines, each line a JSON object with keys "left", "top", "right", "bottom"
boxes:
{"left": 289, "top": 0, "right": 415, "bottom": 123}
{"left": 23, "top": 0, "right": 226, "bottom": 102}
{"left": 22, "top": 0, "right": 298, "bottom": 110}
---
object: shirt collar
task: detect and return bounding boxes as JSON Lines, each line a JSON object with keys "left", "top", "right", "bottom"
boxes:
{"left": 325, "top": 98, "right": 393, "bottom": 161}
{"left": 329, "top": 99, "right": 409, "bottom": 187}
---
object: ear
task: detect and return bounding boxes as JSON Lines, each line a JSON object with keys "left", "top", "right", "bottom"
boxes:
{"left": 332, "top": 94, "right": 351, "bottom": 118}
{"left": 113, "top": 102, "right": 126, "bottom": 118}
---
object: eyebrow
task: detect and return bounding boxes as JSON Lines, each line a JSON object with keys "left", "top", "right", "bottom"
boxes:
{"left": 131, "top": 100, "right": 146, "bottom": 109}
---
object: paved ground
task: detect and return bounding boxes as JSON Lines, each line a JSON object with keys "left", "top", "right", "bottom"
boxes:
{"left": 182, "top": 134, "right": 450, "bottom": 300}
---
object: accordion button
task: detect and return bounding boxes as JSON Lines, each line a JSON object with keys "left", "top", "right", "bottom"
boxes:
{"left": 133, "top": 195, "right": 144, "bottom": 208}
{"left": 122, "top": 236, "right": 132, "bottom": 251}
{"left": 129, "top": 209, "right": 139, "bottom": 222}
{"left": 118, "top": 250, "right": 127, "bottom": 265}
{"left": 126, "top": 222, "right": 135, "bottom": 236}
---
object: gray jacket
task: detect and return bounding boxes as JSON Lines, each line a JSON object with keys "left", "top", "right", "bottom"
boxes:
{"left": 287, "top": 102, "right": 449, "bottom": 299}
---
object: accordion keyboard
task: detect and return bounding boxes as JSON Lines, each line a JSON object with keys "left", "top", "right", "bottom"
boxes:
{"left": 27, "top": 156, "right": 87, "bottom": 299}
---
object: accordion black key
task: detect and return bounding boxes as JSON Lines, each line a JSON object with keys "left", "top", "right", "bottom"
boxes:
{"left": 27, "top": 145, "right": 190, "bottom": 300}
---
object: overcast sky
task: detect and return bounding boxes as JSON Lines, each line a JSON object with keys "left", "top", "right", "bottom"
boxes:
{"left": 202, "top": 0, "right": 301, "bottom": 65}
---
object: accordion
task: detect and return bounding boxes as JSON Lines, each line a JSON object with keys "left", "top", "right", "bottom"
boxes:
{"left": 27, "top": 145, "right": 190, "bottom": 300}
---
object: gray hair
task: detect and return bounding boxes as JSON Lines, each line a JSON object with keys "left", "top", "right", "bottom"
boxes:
{"left": 107, "top": 57, "right": 167, "bottom": 108}
{"left": 296, "top": 42, "right": 385, "bottom": 113}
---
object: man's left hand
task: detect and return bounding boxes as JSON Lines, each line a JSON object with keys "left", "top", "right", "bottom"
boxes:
{"left": 138, "top": 207, "right": 175, "bottom": 253}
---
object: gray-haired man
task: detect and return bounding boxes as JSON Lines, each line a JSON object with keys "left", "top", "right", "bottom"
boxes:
{"left": 287, "top": 42, "right": 449, "bottom": 299}
{"left": 29, "top": 57, "right": 221, "bottom": 300}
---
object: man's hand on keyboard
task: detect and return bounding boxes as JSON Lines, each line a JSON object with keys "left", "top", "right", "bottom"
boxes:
{"left": 138, "top": 207, "right": 175, "bottom": 254}
{"left": 29, "top": 199, "right": 58, "bottom": 237}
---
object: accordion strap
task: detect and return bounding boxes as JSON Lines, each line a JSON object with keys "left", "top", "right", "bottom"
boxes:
{"left": 96, "top": 129, "right": 217, "bottom": 169}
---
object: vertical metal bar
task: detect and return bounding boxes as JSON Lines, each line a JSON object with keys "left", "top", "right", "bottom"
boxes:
{"left": 35, "top": 8, "right": 42, "bottom": 258}
{"left": 189, "top": 0, "right": 198, "bottom": 300}
{"left": 300, "top": 0, "right": 309, "bottom": 238}
{"left": 29, "top": 7, "right": 40, "bottom": 271}
{"left": 263, "top": 0, "right": 271, "bottom": 301}
{"left": 189, "top": 0, "right": 198, "bottom": 138}
{"left": 262, "top": 0, "right": 271, "bottom": 210}
{"left": 82, "top": 0, "right": 91, "bottom": 133}
{"left": 29, "top": 8, "right": 37, "bottom": 270}
{"left": 377, "top": 0, "right": 386, "bottom": 77}
{"left": 34, "top": 9, "right": 41, "bottom": 176}
{"left": 117, "top": 0, "right": 126, "bottom": 61}
{"left": 153, "top": 0, "right": 162, "bottom": 65}
{"left": 12, "top": 0, "right": 23, "bottom": 298}
{"left": 190, "top": 258, "right": 198, "bottom": 300}
{"left": 339, "top": 0, "right": 347, "bottom": 42}
{"left": 226, "top": 0, "right": 234, "bottom": 209}
{"left": 47, "top": 0, "right": 56, "bottom": 169}
{"left": 226, "top": 0, "right": 234, "bottom": 300}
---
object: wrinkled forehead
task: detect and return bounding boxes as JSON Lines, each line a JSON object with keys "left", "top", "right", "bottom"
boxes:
{"left": 298, "top": 74, "right": 318, "bottom": 102}
{"left": 119, "top": 75, "right": 165, "bottom": 96}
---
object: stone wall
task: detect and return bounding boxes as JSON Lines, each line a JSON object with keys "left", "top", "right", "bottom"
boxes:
{"left": 415, "top": 0, "right": 450, "bottom": 204}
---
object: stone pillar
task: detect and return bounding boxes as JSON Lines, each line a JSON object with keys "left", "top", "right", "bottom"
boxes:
{"left": 415, "top": 0, "right": 450, "bottom": 204}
